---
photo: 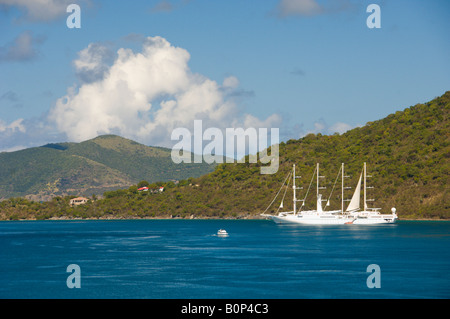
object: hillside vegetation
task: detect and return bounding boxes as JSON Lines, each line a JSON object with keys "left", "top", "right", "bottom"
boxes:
{"left": 0, "top": 91, "right": 448, "bottom": 220}
{"left": 0, "top": 135, "right": 215, "bottom": 201}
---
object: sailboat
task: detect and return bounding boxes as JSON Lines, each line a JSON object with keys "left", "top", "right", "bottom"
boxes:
{"left": 346, "top": 163, "right": 398, "bottom": 224}
{"left": 262, "top": 163, "right": 397, "bottom": 225}
{"left": 262, "top": 163, "right": 352, "bottom": 224}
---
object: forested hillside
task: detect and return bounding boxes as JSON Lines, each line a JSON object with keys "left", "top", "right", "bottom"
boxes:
{"left": 0, "top": 91, "right": 448, "bottom": 220}
{"left": 0, "top": 135, "right": 215, "bottom": 201}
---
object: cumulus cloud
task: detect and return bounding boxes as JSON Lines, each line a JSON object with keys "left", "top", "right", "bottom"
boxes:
{"left": 73, "top": 42, "right": 115, "bottom": 84}
{"left": 0, "top": 0, "right": 87, "bottom": 22}
{"left": 0, "top": 30, "right": 45, "bottom": 62}
{"left": 49, "top": 36, "right": 281, "bottom": 148}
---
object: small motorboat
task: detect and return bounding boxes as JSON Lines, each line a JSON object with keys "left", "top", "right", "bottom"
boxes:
{"left": 217, "top": 229, "right": 228, "bottom": 237}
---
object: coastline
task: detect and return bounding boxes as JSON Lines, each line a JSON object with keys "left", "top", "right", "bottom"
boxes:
{"left": 0, "top": 216, "right": 447, "bottom": 222}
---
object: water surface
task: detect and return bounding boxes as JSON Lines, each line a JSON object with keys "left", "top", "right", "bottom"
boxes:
{"left": 0, "top": 220, "right": 448, "bottom": 298}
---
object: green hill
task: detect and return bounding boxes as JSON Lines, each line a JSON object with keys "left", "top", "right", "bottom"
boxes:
{"left": 0, "top": 135, "right": 215, "bottom": 201}
{"left": 0, "top": 91, "right": 448, "bottom": 220}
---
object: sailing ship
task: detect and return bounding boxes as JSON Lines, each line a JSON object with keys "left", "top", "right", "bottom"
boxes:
{"left": 262, "top": 163, "right": 397, "bottom": 225}
{"left": 346, "top": 163, "right": 398, "bottom": 224}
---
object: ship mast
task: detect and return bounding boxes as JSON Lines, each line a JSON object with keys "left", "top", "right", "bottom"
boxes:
{"left": 363, "top": 162, "right": 376, "bottom": 211}
{"left": 364, "top": 162, "right": 367, "bottom": 210}
{"left": 316, "top": 163, "right": 319, "bottom": 199}
{"left": 316, "top": 163, "right": 326, "bottom": 212}
{"left": 293, "top": 164, "right": 296, "bottom": 215}
{"left": 292, "top": 164, "right": 304, "bottom": 216}
{"left": 341, "top": 163, "right": 344, "bottom": 213}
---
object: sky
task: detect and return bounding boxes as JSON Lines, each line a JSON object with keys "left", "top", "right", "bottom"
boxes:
{"left": 0, "top": 0, "right": 449, "bottom": 154}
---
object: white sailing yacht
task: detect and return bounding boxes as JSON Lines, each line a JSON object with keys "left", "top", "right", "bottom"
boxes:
{"left": 262, "top": 163, "right": 397, "bottom": 225}
{"left": 346, "top": 163, "right": 398, "bottom": 224}
{"left": 262, "top": 163, "right": 352, "bottom": 224}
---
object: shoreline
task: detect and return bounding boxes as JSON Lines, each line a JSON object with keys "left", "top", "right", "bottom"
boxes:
{"left": 0, "top": 216, "right": 448, "bottom": 222}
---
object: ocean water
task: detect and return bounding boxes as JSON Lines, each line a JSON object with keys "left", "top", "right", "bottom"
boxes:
{"left": 0, "top": 219, "right": 449, "bottom": 299}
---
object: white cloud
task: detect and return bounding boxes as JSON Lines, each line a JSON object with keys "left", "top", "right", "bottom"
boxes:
{"left": 305, "top": 119, "right": 354, "bottom": 135}
{"left": 0, "top": 115, "right": 67, "bottom": 153}
{"left": 222, "top": 76, "right": 239, "bottom": 89}
{"left": 49, "top": 36, "right": 281, "bottom": 148}
{"left": 0, "top": 145, "right": 27, "bottom": 152}
{"left": 0, "top": 118, "right": 27, "bottom": 151}
{"left": 313, "top": 121, "right": 326, "bottom": 132}
{"left": 0, "top": 118, "right": 26, "bottom": 133}
{"left": 242, "top": 114, "right": 282, "bottom": 130}
{"left": 328, "top": 121, "right": 352, "bottom": 134}
{"left": 73, "top": 42, "right": 114, "bottom": 83}
{"left": 0, "top": 0, "right": 86, "bottom": 22}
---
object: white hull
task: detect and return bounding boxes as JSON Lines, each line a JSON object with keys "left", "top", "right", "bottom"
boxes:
{"left": 217, "top": 229, "right": 229, "bottom": 236}
{"left": 350, "top": 212, "right": 397, "bottom": 224}
{"left": 271, "top": 216, "right": 349, "bottom": 225}
{"left": 352, "top": 218, "right": 396, "bottom": 224}
{"left": 267, "top": 211, "right": 351, "bottom": 225}
{"left": 266, "top": 211, "right": 397, "bottom": 225}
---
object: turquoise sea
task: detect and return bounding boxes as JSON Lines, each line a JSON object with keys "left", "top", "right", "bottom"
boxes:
{"left": 0, "top": 220, "right": 449, "bottom": 299}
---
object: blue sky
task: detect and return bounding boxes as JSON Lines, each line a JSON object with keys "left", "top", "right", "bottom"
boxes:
{"left": 0, "top": 0, "right": 449, "bottom": 152}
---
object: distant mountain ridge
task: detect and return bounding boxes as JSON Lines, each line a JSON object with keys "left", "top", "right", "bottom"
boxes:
{"left": 0, "top": 135, "right": 215, "bottom": 201}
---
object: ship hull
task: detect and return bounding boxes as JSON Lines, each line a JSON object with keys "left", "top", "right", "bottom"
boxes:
{"left": 267, "top": 213, "right": 397, "bottom": 225}
{"left": 268, "top": 214, "right": 350, "bottom": 225}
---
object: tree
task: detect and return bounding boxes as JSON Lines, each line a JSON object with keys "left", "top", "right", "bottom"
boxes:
{"left": 137, "top": 180, "right": 150, "bottom": 188}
